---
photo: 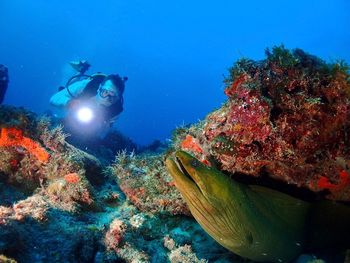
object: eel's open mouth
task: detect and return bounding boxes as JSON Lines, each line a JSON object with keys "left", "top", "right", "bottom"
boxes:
{"left": 165, "top": 151, "right": 208, "bottom": 198}
{"left": 175, "top": 156, "right": 196, "bottom": 185}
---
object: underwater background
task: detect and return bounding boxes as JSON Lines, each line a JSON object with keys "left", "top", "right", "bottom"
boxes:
{"left": 1, "top": 0, "right": 349, "bottom": 145}
{"left": 1, "top": 1, "right": 350, "bottom": 263}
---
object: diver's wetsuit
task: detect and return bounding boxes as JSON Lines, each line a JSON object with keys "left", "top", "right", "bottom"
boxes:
{"left": 0, "top": 64, "right": 9, "bottom": 104}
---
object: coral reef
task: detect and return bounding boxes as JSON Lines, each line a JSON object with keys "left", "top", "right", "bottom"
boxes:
{"left": 0, "top": 194, "right": 48, "bottom": 223}
{"left": 0, "top": 106, "right": 104, "bottom": 212}
{"left": 0, "top": 127, "right": 50, "bottom": 163}
{"left": 164, "top": 236, "right": 208, "bottom": 263}
{"left": 104, "top": 218, "right": 127, "bottom": 249}
{"left": 64, "top": 127, "right": 138, "bottom": 164}
{"left": 1, "top": 46, "right": 349, "bottom": 262}
{"left": 104, "top": 216, "right": 150, "bottom": 262}
{"left": 111, "top": 150, "right": 191, "bottom": 216}
{"left": 99, "top": 203, "right": 236, "bottom": 263}
{"left": 173, "top": 46, "right": 350, "bottom": 202}
{"left": 0, "top": 105, "right": 237, "bottom": 262}
{"left": 0, "top": 254, "right": 17, "bottom": 263}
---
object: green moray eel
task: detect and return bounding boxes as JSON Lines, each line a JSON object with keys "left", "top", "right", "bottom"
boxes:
{"left": 165, "top": 151, "right": 350, "bottom": 262}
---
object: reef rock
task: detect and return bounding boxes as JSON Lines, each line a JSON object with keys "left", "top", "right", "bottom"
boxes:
{"left": 0, "top": 105, "right": 103, "bottom": 212}
{"left": 175, "top": 46, "right": 350, "bottom": 202}
{"left": 0, "top": 105, "right": 228, "bottom": 263}
{"left": 111, "top": 151, "right": 190, "bottom": 216}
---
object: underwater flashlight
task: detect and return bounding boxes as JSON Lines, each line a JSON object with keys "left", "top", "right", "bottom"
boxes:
{"left": 76, "top": 107, "right": 94, "bottom": 123}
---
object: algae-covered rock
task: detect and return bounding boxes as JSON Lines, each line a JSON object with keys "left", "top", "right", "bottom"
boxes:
{"left": 2, "top": 47, "right": 347, "bottom": 263}
{"left": 0, "top": 105, "right": 230, "bottom": 263}
{"left": 111, "top": 151, "right": 190, "bottom": 216}
{"left": 174, "top": 46, "right": 350, "bottom": 202}
{"left": 0, "top": 105, "right": 102, "bottom": 212}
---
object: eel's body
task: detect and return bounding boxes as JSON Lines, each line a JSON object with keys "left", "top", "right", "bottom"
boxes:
{"left": 165, "top": 151, "right": 350, "bottom": 262}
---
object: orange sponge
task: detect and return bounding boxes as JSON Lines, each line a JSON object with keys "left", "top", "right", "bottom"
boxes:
{"left": 0, "top": 127, "right": 50, "bottom": 163}
{"left": 181, "top": 134, "right": 203, "bottom": 154}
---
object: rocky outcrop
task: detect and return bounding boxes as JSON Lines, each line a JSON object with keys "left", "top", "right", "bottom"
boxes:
{"left": 174, "top": 46, "right": 350, "bottom": 202}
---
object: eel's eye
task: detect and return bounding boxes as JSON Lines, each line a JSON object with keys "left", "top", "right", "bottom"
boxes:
{"left": 191, "top": 159, "right": 200, "bottom": 168}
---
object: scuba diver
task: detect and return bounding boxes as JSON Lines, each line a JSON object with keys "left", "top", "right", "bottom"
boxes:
{"left": 0, "top": 64, "right": 9, "bottom": 104}
{"left": 50, "top": 60, "right": 128, "bottom": 137}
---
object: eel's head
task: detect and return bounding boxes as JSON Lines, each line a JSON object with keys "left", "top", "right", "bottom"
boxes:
{"left": 165, "top": 150, "right": 235, "bottom": 209}
{"left": 165, "top": 151, "right": 245, "bottom": 249}
{"left": 166, "top": 151, "right": 308, "bottom": 262}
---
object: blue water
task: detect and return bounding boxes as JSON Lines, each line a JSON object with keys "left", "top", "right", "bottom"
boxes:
{"left": 1, "top": 0, "right": 349, "bottom": 145}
